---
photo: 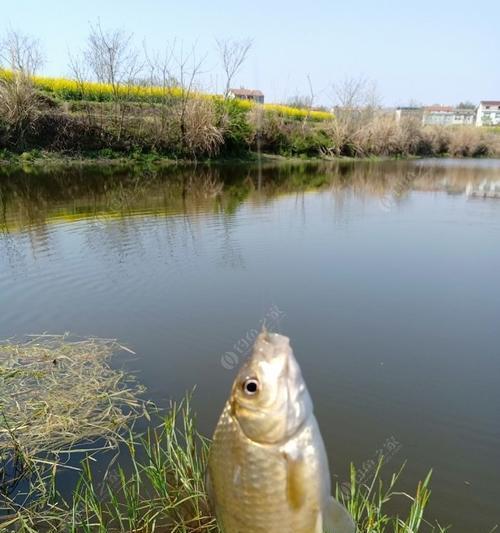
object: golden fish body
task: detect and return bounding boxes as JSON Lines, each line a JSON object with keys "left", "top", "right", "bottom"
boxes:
{"left": 207, "top": 331, "right": 355, "bottom": 533}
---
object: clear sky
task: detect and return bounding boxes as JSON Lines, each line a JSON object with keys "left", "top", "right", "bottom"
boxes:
{"left": 1, "top": 0, "right": 499, "bottom": 106}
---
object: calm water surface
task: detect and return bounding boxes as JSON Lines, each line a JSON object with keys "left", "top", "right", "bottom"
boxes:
{"left": 1, "top": 159, "right": 499, "bottom": 531}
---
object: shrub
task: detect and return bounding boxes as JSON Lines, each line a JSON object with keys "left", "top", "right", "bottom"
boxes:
{"left": 252, "top": 111, "right": 290, "bottom": 154}
{"left": 288, "top": 126, "right": 331, "bottom": 157}
{"left": 29, "top": 112, "right": 111, "bottom": 151}
{"left": 215, "top": 98, "right": 254, "bottom": 154}
{"left": 0, "top": 71, "right": 40, "bottom": 149}
{"left": 181, "top": 97, "right": 224, "bottom": 158}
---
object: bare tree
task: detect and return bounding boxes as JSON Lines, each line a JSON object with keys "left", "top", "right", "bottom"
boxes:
{"left": 142, "top": 41, "right": 178, "bottom": 147}
{"left": 85, "top": 22, "right": 142, "bottom": 90}
{"left": 302, "top": 74, "right": 316, "bottom": 128}
{"left": 144, "top": 43, "right": 176, "bottom": 89}
{"left": 331, "top": 75, "right": 381, "bottom": 127}
{"left": 142, "top": 39, "right": 210, "bottom": 155}
{"left": 332, "top": 75, "right": 380, "bottom": 110}
{"left": 287, "top": 76, "right": 315, "bottom": 109}
{"left": 0, "top": 29, "right": 43, "bottom": 77}
{"left": 322, "top": 76, "right": 383, "bottom": 157}
{"left": 68, "top": 51, "right": 89, "bottom": 94}
{"left": 173, "top": 42, "right": 206, "bottom": 152}
{"left": 215, "top": 38, "right": 252, "bottom": 97}
{"left": 82, "top": 22, "right": 143, "bottom": 139}
{"left": 67, "top": 50, "right": 95, "bottom": 126}
{"left": 287, "top": 95, "right": 313, "bottom": 109}
{"left": 0, "top": 30, "right": 44, "bottom": 148}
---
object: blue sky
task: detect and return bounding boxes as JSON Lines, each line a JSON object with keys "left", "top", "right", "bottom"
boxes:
{"left": 1, "top": 0, "right": 499, "bottom": 106}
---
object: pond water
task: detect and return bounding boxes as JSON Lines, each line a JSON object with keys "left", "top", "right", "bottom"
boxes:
{"left": 1, "top": 158, "right": 499, "bottom": 531}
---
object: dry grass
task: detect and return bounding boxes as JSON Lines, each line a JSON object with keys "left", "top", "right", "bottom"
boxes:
{"left": 0, "top": 334, "right": 144, "bottom": 457}
{"left": 0, "top": 72, "right": 39, "bottom": 148}
{"left": 0, "top": 334, "right": 146, "bottom": 526}
{"left": 181, "top": 98, "right": 224, "bottom": 158}
{"left": 321, "top": 113, "right": 500, "bottom": 159}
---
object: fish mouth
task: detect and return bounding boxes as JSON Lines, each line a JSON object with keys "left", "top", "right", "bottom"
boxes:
{"left": 254, "top": 329, "right": 291, "bottom": 359}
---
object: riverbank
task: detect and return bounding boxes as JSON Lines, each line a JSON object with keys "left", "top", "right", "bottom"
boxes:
{"left": 2, "top": 71, "right": 500, "bottom": 162}
{"left": 0, "top": 149, "right": 318, "bottom": 178}
{"left": 0, "top": 146, "right": 496, "bottom": 176}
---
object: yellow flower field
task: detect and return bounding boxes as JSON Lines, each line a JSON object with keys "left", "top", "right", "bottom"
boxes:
{"left": 0, "top": 70, "right": 332, "bottom": 122}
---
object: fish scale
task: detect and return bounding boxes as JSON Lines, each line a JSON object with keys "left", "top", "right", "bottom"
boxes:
{"left": 209, "top": 404, "right": 322, "bottom": 533}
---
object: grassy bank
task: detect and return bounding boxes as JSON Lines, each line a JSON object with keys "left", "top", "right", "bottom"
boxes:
{"left": 1, "top": 70, "right": 500, "bottom": 162}
{"left": 0, "top": 337, "right": 450, "bottom": 532}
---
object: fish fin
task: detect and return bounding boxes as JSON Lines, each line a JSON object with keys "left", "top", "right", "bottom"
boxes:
{"left": 314, "top": 509, "right": 324, "bottom": 533}
{"left": 284, "top": 450, "right": 308, "bottom": 510}
{"left": 323, "top": 496, "right": 356, "bottom": 533}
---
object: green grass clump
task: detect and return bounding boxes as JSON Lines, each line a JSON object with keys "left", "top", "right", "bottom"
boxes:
{"left": 70, "top": 397, "right": 216, "bottom": 533}
{"left": 340, "top": 459, "right": 448, "bottom": 532}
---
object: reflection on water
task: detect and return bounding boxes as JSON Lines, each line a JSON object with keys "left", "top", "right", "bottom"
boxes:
{"left": 2, "top": 159, "right": 500, "bottom": 237}
{"left": 1, "top": 159, "right": 500, "bottom": 531}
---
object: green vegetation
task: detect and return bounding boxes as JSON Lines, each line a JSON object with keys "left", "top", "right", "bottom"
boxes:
{"left": 341, "top": 461, "right": 447, "bottom": 533}
{"left": 0, "top": 66, "right": 334, "bottom": 160}
{"left": 0, "top": 336, "right": 449, "bottom": 532}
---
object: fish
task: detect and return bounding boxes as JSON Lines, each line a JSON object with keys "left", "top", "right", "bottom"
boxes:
{"left": 207, "top": 329, "right": 355, "bottom": 533}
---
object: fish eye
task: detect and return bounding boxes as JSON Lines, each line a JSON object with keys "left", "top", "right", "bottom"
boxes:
{"left": 242, "top": 378, "right": 259, "bottom": 396}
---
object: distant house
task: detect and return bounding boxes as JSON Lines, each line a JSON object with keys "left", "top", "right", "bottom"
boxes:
{"left": 396, "top": 105, "right": 476, "bottom": 126}
{"left": 228, "top": 88, "right": 264, "bottom": 104}
{"left": 422, "top": 106, "right": 475, "bottom": 126}
{"left": 395, "top": 106, "right": 424, "bottom": 123}
{"left": 476, "top": 101, "right": 500, "bottom": 126}
{"left": 422, "top": 105, "right": 455, "bottom": 125}
{"left": 453, "top": 108, "right": 476, "bottom": 125}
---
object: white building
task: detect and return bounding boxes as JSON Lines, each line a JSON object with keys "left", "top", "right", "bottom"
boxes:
{"left": 422, "top": 106, "right": 455, "bottom": 125}
{"left": 476, "top": 101, "right": 500, "bottom": 126}
{"left": 396, "top": 106, "right": 475, "bottom": 126}
{"left": 453, "top": 109, "right": 476, "bottom": 125}
{"left": 422, "top": 106, "right": 475, "bottom": 126}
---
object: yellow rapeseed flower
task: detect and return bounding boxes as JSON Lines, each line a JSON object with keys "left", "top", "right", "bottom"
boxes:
{"left": 1, "top": 70, "right": 333, "bottom": 121}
